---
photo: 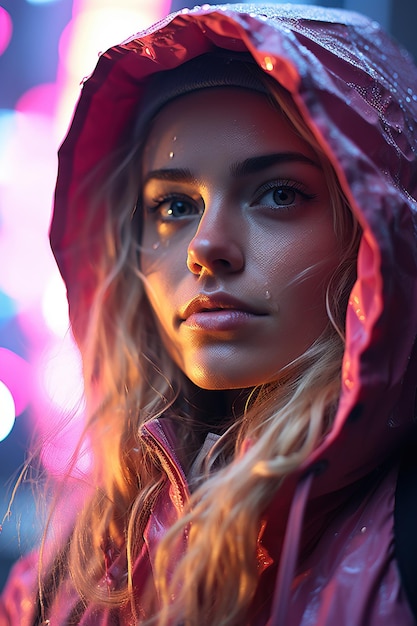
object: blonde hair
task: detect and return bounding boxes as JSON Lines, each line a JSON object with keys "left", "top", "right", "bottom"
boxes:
{"left": 35, "top": 57, "right": 360, "bottom": 625}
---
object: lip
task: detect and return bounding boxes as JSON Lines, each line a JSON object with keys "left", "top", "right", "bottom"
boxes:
{"left": 179, "top": 293, "right": 267, "bottom": 331}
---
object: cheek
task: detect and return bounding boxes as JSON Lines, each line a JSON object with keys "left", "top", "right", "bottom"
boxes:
{"left": 261, "top": 216, "right": 340, "bottom": 307}
{"left": 141, "top": 261, "right": 188, "bottom": 370}
{"left": 142, "top": 266, "right": 171, "bottom": 316}
{"left": 140, "top": 248, "right": 182, "bottom": 327}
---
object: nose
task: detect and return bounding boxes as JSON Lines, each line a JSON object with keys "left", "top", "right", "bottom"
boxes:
{"left": 186, "top": 202, "right": 245, "bottom": 276}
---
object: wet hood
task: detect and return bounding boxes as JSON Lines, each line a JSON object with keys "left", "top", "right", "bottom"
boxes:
{"left": 51, "top": 3, "right": 417, "bottom": 495}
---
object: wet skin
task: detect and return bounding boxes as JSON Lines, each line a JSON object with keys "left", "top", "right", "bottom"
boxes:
{"left": 140, "top": 88, "right": 341, "bottom": 390}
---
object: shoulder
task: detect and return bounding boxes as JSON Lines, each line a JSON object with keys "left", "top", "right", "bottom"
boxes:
{"left": 291, "top": 463, "right": 417, "bottom": 625}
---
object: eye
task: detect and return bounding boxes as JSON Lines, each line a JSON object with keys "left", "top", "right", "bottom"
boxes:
{"left": 163, "top": 199, "right": 195, "bottom": 218}
{"left": 269, "top": 187, "right": 296, "bottom": 206}
{"left": 254, "top": 180, "right": 316, "bottom": 210}
{"left": 149, "top": 195, "right": 203, "bottom": 221}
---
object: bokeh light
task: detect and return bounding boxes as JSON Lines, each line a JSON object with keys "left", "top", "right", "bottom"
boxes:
{"left": 0, "top": 291, "right": 15, "bottom": 328}
{"left": 0, "top": 381, "right": 16, "bottom": 442}
{"left": 15, "top": 82, "right": 58, "bottom": 118}
{"left": 0, "top": 348, "right": 31, "bottom": 416}
{"left": 41, "top": 272, "right": 70, "bottom": 338}
{"left": 0, "top": 110, "right": 57, "bottom": 306}
{"left": 40, "top": 336, "right": 84, "bottom": 414}
{"left": 0, "top": 109, "right": 17, "bottom": 184}
{"left": 36, "top": 335, "right": 88, "bottom": 476}
{"left": 26, "top": 0, "right": 61, "bottom": 4}
{"left": 0, "top": 7, "right": 12, "bottom": 57}
{"left": 41, "top": 430, "right": 92, "bottom": 477}
{"left": 0, "top": 0, "right": 170, "bottom": 587}
{"left": 56, "top": 2, "right": 170, "bottom": 136}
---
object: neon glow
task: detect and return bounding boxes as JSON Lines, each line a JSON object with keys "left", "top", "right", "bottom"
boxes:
{"left": 0, "top": 0, "right": 169, "bottom": 460}
{"left": 0, "top": 7, "right": 12, "bottom": 56}
{"left": 42, "top": 272, "right": 70, "bottom": 338}
{"left": 56, "top": 1, "right": 171, "bottom": 137}
{"left": 0, "top": 381, "right": 16, "bottom": 442}
{"left": 26, "top": 0, "right": 61, "bottom": 4}
{"left": 40, "top": 337, "right": 84, "bottom": 413}
{"left": 37, "top": 337, "right": 89, "bottom": 476}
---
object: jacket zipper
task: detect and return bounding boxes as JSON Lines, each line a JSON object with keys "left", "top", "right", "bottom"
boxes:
{"left": 141, "top": 420, "right": 190, "bottom": 512}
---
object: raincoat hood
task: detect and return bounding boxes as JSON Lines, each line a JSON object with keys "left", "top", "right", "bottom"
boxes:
{"left": 51, "top": 3, "right": 417, "bottom": 496}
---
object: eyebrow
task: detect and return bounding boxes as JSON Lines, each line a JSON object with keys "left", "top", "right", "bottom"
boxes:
{"left": 143, "top": 168, "right": 198, "bottom": 186}
{"left": 143, "top": 152, "right": 320, "bottom": 186}
{"left": 230, "top": 152, "right": 320, "bottom": 177}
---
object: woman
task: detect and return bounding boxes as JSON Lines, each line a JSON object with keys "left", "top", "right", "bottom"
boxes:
{"left": 1, "top": 3, "right": 417, "bottom": 625}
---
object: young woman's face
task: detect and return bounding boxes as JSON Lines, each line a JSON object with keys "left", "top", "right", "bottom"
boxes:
{"left": 141, "top": 87, "right": 341, "bottom": 390}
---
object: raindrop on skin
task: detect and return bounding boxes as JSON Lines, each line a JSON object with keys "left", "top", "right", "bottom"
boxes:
{"left": 264, "top": 283, "right": 271, "bottom": 300}
{"left": 168, "top": 136, "right": 177, "bottom": 159}
{"left": 151, "top": 239, "right": 170, "bottom": 252}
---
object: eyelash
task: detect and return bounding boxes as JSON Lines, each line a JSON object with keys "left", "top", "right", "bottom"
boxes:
{"left": 147, "top": 194, "right": 202, "bottom": 221}
{"left": 146, "top": 179, "right": 317, "bottom": 222}
{"left": 252, "top": 180, "right": 317, "bottom": 209}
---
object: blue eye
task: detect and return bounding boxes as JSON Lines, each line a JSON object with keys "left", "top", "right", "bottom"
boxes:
{"left": 151, "top": 196, "right": 202, "bottom": 220}
{"left": 254, "top": 180, "right": 316, "bottom": 210}
{"left": 164, "top": 199, "right": 195, "bottom": 217}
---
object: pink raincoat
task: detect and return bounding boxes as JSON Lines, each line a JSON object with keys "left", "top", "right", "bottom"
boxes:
{"left": 2, "top": 3, "right": 417, "bottom": 624}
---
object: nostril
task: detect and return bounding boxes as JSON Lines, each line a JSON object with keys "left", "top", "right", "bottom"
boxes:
{"left": 186, "top": 256, "right": 203, "bottom": 275}
{"left": 186, "top": 237, "right": 244, "bottom": 275}
{"left": 214, "top": 258, "right": 233, "bottom": 269}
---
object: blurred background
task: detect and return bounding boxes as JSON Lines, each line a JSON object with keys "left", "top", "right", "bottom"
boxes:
{"left": 0, "top": 0, "right": 416, "bottom": 591}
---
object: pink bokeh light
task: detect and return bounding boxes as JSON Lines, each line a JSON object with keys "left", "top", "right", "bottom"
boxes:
{"left": 15, "top": 83, "right": 59, "bottom": 118}
{"left": 41, "top": 430, "right": 92, "bottom": 478}
{"left": 0, "top": 110, "right": 58, "bottom": 307}
{"left": 0, "top": 7, "right": 12, "bottom": 56}
{"left": 33, "top": 335, "right": 88, "bottom": 476}
{"left": 39, "top": 337, "right": 84, "bottom": 414}
{"left": 0, "top": 0, "right": 171, "bottom": 468}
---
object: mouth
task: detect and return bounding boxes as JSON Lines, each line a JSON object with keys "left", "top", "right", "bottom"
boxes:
{"left": 179, "top": 294, "right": 267, "bottom": 332}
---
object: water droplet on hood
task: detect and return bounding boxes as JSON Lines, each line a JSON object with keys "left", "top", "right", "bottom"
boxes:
{"left": 262, "top": 56, "right": 274, "bottom": 71}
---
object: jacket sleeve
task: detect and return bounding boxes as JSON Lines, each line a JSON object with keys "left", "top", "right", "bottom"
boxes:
{"left": 0, "top": 552, "right": 38, "bottom": 626}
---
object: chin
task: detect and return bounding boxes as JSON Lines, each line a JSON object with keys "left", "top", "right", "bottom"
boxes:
{"left": 185, "top": 366, "right": 275, "bottom": 391}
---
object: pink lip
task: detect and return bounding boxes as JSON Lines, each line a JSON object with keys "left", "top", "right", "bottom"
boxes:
{"left": 179, "top": 294, "right": 267, "bottom": 331}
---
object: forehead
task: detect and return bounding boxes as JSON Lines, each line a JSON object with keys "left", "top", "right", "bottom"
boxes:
{"left": 142, "top": 87, "right": 316, "bottom": 171}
